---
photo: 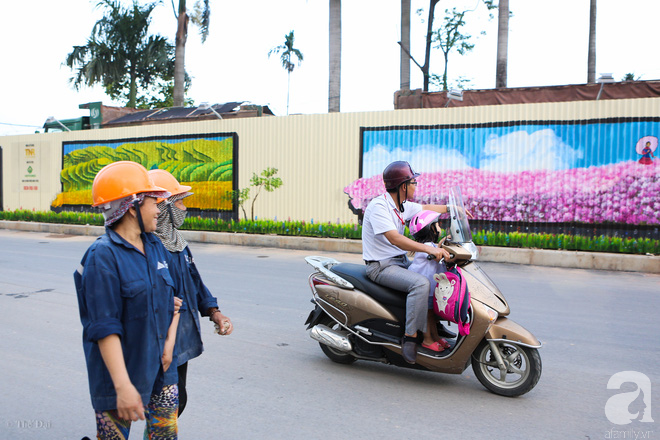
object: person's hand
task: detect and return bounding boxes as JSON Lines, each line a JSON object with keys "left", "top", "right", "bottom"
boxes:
{"left": 173, "top": 297, "right": 182, "bottom": 313}
{"left": 211, "top": 312, "right": 234, "bottom": 336}
{"left": 115, "top": 382, "right": 145, "bottom": 421}
{"left": 427, "top": 245, "right": 451, "bottom": 261}
{"left": 162, "top": 347, "right": 173, "bottom": 372}
{"left": 448, "top": 205, "right": 474, "bottom": 219}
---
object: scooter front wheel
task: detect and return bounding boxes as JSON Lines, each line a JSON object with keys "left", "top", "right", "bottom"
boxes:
{"left": 317, "top": 314, "right": 356, "bottom": 365}
{"left": 471, "top": 340, "right": 541, "bottom": 397}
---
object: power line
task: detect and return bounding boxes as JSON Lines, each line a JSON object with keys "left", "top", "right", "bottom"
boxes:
{"left": 0, "top": 122, "right": 42, "bottom": 128}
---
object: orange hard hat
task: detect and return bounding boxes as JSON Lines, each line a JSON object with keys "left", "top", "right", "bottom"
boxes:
{"left": 147, "top": 169, "right": 192, "bottom": 198}
{"left": 92, "top": 161, "right": 167, "bottom": 207}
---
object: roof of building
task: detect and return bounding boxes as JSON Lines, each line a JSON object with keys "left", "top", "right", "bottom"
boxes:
{"left": 394, "top": 80, "right": 660, "bottom": 110}
{"left": 103, "top": 102, "right": 274, "bottom": 127}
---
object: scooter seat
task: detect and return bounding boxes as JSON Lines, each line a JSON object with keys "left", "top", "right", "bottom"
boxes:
{"left": 330, "top": 263, "right": 408, "bottom": 309}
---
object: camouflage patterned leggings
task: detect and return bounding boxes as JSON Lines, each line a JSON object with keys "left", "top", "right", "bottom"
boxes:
{"left": 94, "top": 384, "right": 178, "bottom": 440}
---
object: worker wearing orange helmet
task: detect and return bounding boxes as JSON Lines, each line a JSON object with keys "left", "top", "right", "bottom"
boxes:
{"left": 74, "top": 161, "right": 185, "bottom": 438}
{"left": 148, "top": 168, "right": 233, "bottom": 417}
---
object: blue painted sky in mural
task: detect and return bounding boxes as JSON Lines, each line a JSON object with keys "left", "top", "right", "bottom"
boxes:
{"left": 361, "top": 120, "right": 660, "bottom": 178}
{"left": 63, "top": 135, "right": 231, "bottom": 156}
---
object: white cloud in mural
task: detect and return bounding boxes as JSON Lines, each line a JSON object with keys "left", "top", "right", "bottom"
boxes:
{"left": 480, "top": 128, "right": 583, "bottom": 172}
{"left": 363, "top": 144, "right": 471, "bottom": 178}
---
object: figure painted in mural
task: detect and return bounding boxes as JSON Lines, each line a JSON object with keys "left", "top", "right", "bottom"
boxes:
{"left": 407, "top": 210, "right": 453, "bottom": 353}
{"left": 361, "top": 161, "right": 452, "bottom": 364}
{"left": 148, "top": 169, "right": 234, "bottom": 417}
{"left": 74, "top": 161, "right": 184, "bottom": 439}
{"left": 636, "top": 136, "right": 657, "bottom": 165}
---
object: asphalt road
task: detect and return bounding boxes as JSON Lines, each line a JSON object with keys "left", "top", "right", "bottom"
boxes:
{"left": 0, "top": 229, "right": 658, "bottom": 439}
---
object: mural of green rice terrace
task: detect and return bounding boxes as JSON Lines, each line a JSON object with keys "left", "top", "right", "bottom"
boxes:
{"left": 52, "top": 133, "right": 237, "bottom": 212}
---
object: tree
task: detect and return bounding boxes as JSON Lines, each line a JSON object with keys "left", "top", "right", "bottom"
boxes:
{"left": 135, "top": 73, "right": 194, "bottom": 109}
{"left": 431, "top": 8, "right": 475, "bottom": 91}
{"left": 269, "top": 31, "right": 304, "bottom": 115}
{"left": 495, "top": 0, "right": 509, "bottom": 88}
{"left": 402, "top": 1, "right": 494, "bottom": 92}
{"left": 66, "top": 0, "right": 173, "bottom": 109}
{"left": 329, "top": 0, "right": 341, "bottom": 113}
{"left": 172, "top": 0, "right": 211, "bottom": 107}
{"left": 228, "top": 188, "right": 251, "bottom": 221}
{"left": 249, "top": 168, "right": 283, "bottom": 221}
{"left": 422, "top": 0, "right": 440, "bottom": 92}
{"left": 587, "top": 0, "right": 597, "bottom": 84}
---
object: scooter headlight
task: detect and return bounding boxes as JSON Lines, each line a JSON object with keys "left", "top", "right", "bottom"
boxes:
{"left": 483, "top": 303, "right": 498, "bottom": 324}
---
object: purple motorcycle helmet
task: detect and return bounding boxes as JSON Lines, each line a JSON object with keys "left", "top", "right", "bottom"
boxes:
{"left": 383, "top": 161, "right": 420, "bottom": 191}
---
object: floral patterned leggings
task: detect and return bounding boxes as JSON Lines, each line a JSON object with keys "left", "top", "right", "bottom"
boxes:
{"left": 94, "top": 384, "right": 178, "bottom": 440}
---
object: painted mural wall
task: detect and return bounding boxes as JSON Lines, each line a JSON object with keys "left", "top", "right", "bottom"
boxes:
{"left": 53, "top": 133, "right": 237, "bottom": 216}
{"left": 345, "top": 118, "right": 660, "bottom": 228}
{"left": 1, "top": 98, "right": 660, "bottom": 229}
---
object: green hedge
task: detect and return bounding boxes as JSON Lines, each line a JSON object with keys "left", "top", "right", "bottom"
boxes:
{"left": 0, "top": 210, "right": 657, "bottom": 255}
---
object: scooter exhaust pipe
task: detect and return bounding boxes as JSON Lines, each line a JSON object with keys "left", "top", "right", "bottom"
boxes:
{"left": 309, "top": 324, "right": 352, "bottom": 352}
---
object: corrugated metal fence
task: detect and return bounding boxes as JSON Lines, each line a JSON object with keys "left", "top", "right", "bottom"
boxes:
{"left": 1, "top": 98, "right": 659, "bottom": 238}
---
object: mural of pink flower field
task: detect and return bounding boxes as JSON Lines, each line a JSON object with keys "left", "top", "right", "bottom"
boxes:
{"left": 344, "top": 160, "right": 660, "bottom": 225}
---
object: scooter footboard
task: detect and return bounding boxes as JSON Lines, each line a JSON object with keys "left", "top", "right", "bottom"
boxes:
{"left": 486, "top": 317, "right": 542, "bottom": 348}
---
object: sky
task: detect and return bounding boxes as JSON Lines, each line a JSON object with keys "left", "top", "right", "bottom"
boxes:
{"left": 1, "top": 0, "right": 659, "bottom": 136}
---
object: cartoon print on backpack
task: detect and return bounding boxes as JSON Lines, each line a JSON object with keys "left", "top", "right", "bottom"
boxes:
{"left": 432, "top": 266, "right": 471, "bottom": 336}
{"left": 433, "top": 273, "right": 455, "bottom": 315}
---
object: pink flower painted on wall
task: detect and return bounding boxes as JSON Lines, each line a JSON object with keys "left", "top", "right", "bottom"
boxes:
{"left": 344, "top": 161, "right": 660, "bottom": 225}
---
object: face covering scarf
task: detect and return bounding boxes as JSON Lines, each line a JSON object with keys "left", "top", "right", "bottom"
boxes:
{"left": 155, "top": 193, "right": 191, "bottom": 252}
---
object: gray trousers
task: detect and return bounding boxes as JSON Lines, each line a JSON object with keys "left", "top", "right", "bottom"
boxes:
{"left": 366, "top": 255, "right": 430, "bottom": 336}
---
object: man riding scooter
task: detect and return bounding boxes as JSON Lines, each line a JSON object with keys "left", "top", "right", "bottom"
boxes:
{"left": 361, "top": 161, "right": 452, "bottom": 364}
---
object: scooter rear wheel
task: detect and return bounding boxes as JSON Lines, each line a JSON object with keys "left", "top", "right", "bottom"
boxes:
{"left": 471, "top": 340, "right": 541, "bottom": 397}
{"left": 318, "top": 314, "right": 356, "bottom": 365}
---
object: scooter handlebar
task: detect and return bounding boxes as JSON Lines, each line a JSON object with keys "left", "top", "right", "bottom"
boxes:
{"left": 426, "top": 254, "right": 446, "bottom": 263}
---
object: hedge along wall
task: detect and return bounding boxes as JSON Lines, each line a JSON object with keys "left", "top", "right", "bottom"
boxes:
{"left": 0, "top": 97, "right": 659, "bottom": 232}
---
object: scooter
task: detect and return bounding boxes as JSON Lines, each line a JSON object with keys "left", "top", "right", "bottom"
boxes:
{"left": 304, "top": 186, "right": 542, "bottom": 397}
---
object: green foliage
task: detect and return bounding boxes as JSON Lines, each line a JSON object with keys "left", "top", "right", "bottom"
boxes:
{"left": 0, "top": 210, "right": 104, "bottom": 225}
{"left": 226, "top": 188, "right": 250, "bottom": 221}
{"left": 431, "top": 8, "right": 475, "bottom": 91}
{"left": 1, "top": 210, "right": 658, "bottom": 255}
{"left": 180, "top": 218, "right": 362, "bottom": 239}
{"left": 268, "top": 31, "right": 304, "bottom": 74}
{"left": 248, "top": 167, "right": 283, "bottom": 221}
{"left": 61, "top": 138, "right": 234, "bottom": 192}
{"left": 622, "top": 72, "right": 641, "bottom": 81}
{"left": 470, "top": 231, "right": 659, "bottom": 255}
{"left": 65, "top": 0, "right": 174, "bottom": 108}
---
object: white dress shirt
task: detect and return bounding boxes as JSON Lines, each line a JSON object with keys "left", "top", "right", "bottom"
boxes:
{"left": 361, "top": 193, "right": 422, "bottom": 261}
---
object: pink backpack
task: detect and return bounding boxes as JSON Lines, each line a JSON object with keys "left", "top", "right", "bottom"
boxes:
{"left": 432, "top": 266, "right": 471, "bottom": 336}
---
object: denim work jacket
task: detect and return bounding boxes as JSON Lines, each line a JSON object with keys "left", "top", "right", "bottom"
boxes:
{"left": 171, "top": 246, "right": 219, "bottom": 365}
{"left": 74, "top": 228, "right": 185, "bottom": 411}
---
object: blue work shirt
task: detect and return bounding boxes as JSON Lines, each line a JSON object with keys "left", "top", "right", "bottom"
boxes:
{"left": 171, "top": 246, "right": 219, "bottom": 365}
{"left": 74, "top": 228, "right": 184, "bottom": 411}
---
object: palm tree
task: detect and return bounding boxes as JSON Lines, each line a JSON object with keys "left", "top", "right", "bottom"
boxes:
{"left": 400, "top": 0, "right": 411, "bottom": 90}
{"left": 587, "top": 0, "right": 597, "bottom": 83}
{"left": 66, "top": 0, "right": 173, "bottom": 109}
{"left": 495, "top": 0, "right": 509, "bottom": 88}
{"left": 329, "top": 0, "right": 341, "bottom": 113}
{"left": 172, "top": 0, "right": 211, "bottom": 107}
{"left": 269, "top": 31, "right": 304, "bottom": 115}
